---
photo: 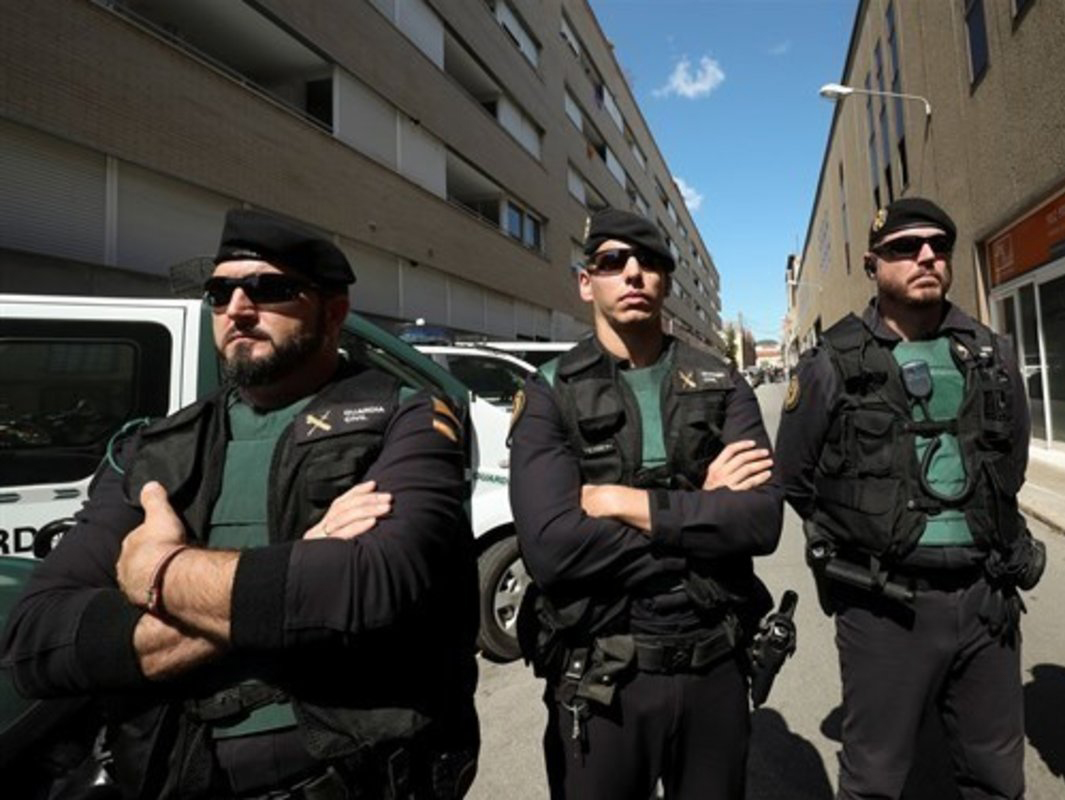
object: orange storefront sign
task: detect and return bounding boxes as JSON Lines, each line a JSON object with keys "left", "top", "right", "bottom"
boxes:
{"left": 987, "top": 192, "right": 1065, "bottom": 286}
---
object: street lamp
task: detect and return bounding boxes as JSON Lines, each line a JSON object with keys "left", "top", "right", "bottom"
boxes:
{"left": 819, "top": 82, "right": 932, "bottom": 120}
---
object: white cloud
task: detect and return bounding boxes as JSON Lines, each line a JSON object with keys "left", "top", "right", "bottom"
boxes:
{"left": 674, "top": 177, "right": 704, "bottom": 212}
{"left": 769, "top": 40, "right": 791, "bottom": 56}
{"left": 653, "top": 56, "right": 725, "bottom": 100}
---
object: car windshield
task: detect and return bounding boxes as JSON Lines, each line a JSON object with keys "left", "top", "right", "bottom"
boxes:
{"left": 445, "top": 355, "right": 530, "bottom": 406}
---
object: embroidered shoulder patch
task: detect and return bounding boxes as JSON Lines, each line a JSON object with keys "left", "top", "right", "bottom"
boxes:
{"left": 783, "top": 374, "right": 801, "bottom": 412}
{"left": 510, "top": 389, "right": 527, "bottom": 429}
{"left": 431, "top": 396, "right": 461, "bottom": 443}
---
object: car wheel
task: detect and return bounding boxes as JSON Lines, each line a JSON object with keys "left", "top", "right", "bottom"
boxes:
{"left": 477, "top": 536, "right": 530, "bottom": 663}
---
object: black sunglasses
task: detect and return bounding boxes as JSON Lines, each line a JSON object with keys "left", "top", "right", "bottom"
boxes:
{"left": 873, "top": 234, "right": 953, "bottom": 261}
{"left": 203, "top": 274, "right": 315, "bottom": 308}
{"left": 587, "top": 247, "right": 670, "bottom": 274}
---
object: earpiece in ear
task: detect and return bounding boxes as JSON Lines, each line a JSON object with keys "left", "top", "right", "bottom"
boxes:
{"left": 864, "top": 256, "right": 876, "bottom": 277}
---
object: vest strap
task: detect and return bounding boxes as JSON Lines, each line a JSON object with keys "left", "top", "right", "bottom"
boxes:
{"left": 905, "top": 419, "right": 958, "bottom": 436}
{"left": 185, "top": 682, "right": 289, "bottom": 724}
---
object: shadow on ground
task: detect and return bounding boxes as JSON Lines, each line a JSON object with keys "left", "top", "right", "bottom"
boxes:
{"left": 747, "top": 708, "right": 833, "bottom": 800}
{"left": 1024, "top": 663, "right": 1065, "bottom": 781}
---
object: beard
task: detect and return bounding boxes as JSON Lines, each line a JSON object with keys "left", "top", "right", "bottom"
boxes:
{"left": 881, "top": 273, "right": 947, "bottom": 309}
{"left": 220, "top": 308, "right": 327, "bottom": 388}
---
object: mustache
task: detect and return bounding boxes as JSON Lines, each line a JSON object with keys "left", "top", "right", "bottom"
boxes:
{"left": 224, "top": 326, "right": 271, "bottom": 345}
{"left": 909, "top": 272, "right": 941, "bottom": 285}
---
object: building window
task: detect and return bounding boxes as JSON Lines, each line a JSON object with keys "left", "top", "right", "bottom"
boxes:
{"left": 964, "top": 0, "right": 990, "bottom": 84}
{"left": 839, "top": 161, "right": 852, "bottom": 274}
{"left": 523, "top": 214, "right": 542, "bottom": 251}
{"left": 489, "top": 1, "right": 540, "bottom": 67}
{"left": 596, "top": 84, "right": 624, "bottom": 132}
{"left": 626, "top": 127, "right": 647, "bottom": 171}
{"left": 496, "top": 96, "right": 542, "bottom": 159}
{"left": 560, "top": 13, "right": 581, "bottom": 57}
{"left": 603, "top": 145, "right": 626, "bottom": 188}
{"left": 505, "top": 201, "right": 523, "bottom": 239}
{"left": 564, "top": 89, "right": 583, "bottom": 131}
{"left": 886, "top": 2, "right": 909, "bottom": 187}
{"left": 874, "top": 42, "right": 894, "bottom": 203}
{"left": 504, "top": 200, "right": 544, "bottom": 253}
{"left": 570, "top": 239, "right": 585, "bottom": 273}
{"left": 865, "top": 74, "right": 880, "bottom": 208}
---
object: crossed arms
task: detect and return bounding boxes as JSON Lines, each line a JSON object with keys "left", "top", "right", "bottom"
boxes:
{"left": 1, "top": 393, "right": 468, "bottom": 694}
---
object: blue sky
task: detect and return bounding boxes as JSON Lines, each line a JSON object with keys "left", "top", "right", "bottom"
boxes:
{"left": 588, "top": 0, "right": 858, "bottom": 341}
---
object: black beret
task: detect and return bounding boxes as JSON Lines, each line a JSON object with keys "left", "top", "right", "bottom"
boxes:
{"left": 868, "top": 197, "right": 957, "bottom": 249}
{"left": 583, "top": 208, "right": 676, "bottom": 272}
{"left": 214, "top": 208, "right": 355, "bottom": 286}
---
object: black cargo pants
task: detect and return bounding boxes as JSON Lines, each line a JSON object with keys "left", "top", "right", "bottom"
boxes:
{"left": 833, "top": 577, "right": 1024, "bottom": 800}
{"left": 543, "top": 655, "right": 750, "bottom": 800}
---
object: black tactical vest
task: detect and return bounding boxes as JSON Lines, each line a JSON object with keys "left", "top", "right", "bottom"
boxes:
{"left": 113, "top": 364, "right": 464, "bottom": 797}
{"left": 549, "top": 336, "right": 732, "bottom": 491}
{"left": 811, "top": 314, "right": 1023, "bottom": 563}
{"left": 545, "top": 337, "right": 767, "bottom": 618}
{"left": 125, "top": 365, "right": 401, "bottom": 549}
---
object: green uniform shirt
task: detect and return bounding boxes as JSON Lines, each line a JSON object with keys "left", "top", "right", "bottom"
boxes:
{"left": 893, "top": 338, "right": 973, "bottom": 547}
{"left": 618, "top": 357, "right": 671, "bottom": 470}
{"left": 207, "top": 392, "right": 311, "bottom": 738}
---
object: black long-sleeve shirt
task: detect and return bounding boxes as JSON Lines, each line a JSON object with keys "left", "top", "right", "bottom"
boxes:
{"left": 509, "top": 360, "right": 783, "bottom": 599}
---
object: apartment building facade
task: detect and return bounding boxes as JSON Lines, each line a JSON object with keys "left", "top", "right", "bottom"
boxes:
{"left": 788, "top": 0, "right": 1065, "bottom": 449}
{"left": 0, "top": 0, "right": 722, "bottom": 347}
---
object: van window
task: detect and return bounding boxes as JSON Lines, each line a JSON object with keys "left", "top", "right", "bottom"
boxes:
{"left": 0, "top": 320, "right": 172, "bottom": 487}
{"left": 445, "top": 355, "right": 529, "bottom": 406}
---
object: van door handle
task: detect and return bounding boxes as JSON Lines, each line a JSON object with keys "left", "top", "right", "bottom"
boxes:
{"left": 0, "top": 493, "right": 20, "bottom": 504}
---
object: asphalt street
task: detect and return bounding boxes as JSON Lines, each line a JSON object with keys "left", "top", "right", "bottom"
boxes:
{"left": 468, "top": 382, "right": 1065, "bottom": 799}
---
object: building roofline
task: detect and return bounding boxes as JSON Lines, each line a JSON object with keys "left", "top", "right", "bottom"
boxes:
{"left": 796, "top": 0, "right": 868, "bottom": 282}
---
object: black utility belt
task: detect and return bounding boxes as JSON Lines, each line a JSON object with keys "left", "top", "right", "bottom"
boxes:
{"left": 889, "top": 563, "right": 984, "bottom": 592}
{"left": 631, "top": 625, "right": 737, "bottom": 675}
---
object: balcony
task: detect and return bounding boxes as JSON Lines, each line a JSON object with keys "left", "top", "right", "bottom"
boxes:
{"left": 106, "top": 0, "right": 333, "bottom": 130}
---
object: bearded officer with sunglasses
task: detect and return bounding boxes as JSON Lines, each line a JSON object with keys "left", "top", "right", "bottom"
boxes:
{"left": 776, "top": 197, "right": 1044, "bottom": 800}
{"left": 2, "top": 208, "right": 480, "bottom": 799}
{"left": 510, "top": 208, "right": 783, "bottom": 799}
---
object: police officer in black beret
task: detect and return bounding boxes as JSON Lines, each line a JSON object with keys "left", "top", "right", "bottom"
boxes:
{"left": 3, "top": 208, "right": 480, "bottom": 798}
{"left": 510, "top": 208, "right": 783, "bottom": 799}
{"left": 776, "top": 197, "right": 1045, "bottom": 799}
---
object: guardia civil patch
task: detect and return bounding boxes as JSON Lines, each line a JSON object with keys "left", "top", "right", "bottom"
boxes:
{"left": 783, "top": 374, "right": 801, "bottom": 412}
{"left": 510, "top": 389, "right": 527, "bottom": 429}
{"left": 303, "top": 410, "right": 334, "bottom": 437}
